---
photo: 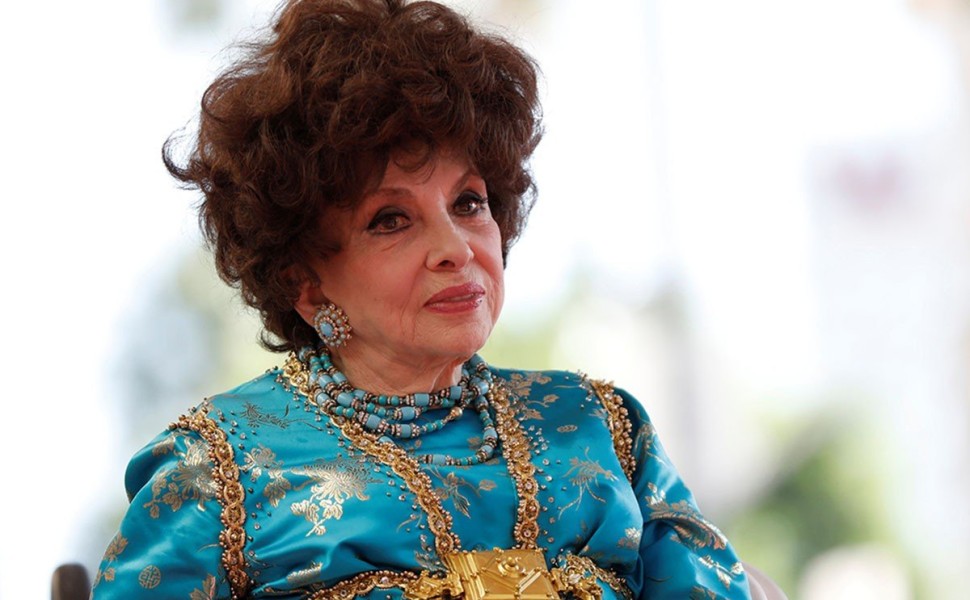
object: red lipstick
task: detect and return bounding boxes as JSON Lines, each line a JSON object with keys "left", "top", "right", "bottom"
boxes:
{"left": 425, "top": 282, "right": 486, "bottom": 313}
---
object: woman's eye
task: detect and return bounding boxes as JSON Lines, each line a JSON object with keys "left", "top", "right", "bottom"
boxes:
{"left": 454, "top": 192, "right": 488, "bottom": 216}
{"left": 367, "top": 210, "right": 409, "bottom": 234}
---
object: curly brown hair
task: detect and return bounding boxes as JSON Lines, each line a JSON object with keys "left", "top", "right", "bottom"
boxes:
{"left": 164, "top": 0, "right": 542, "bottom": 352}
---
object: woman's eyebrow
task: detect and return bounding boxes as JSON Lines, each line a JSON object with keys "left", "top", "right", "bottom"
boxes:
{"left": 362, "top": 187, "right": 413, "bottom": 204}
{"left": 367, "top": 168, "right": 480, "bottom": 200}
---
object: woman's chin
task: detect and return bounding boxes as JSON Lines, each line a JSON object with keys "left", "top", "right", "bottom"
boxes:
{"left": 418, "top": 324, "right": 493, "bottom": 361}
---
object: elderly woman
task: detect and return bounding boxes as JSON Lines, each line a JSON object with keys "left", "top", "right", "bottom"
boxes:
{"left": 92, "top": 1, "right": 752, "bottom": 599}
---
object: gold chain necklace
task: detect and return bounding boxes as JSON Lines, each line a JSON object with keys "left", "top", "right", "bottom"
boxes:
{"left": 282, "top": 352, "right": 610, "bottom": 600}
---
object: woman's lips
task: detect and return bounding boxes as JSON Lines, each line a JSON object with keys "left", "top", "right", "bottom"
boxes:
{"left": 425, "top": 283, "right": 486, "bottom": 313}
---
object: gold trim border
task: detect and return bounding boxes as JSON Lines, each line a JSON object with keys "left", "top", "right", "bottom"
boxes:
{"left": 489, "top": 382, "right": 541, "bottom": 549}
{"left": 173, "top": 411, "right": 251, "bottom": 599}
{"left": 587, "top": 379, "right": 636, "bottom": 483}
{"left": 308, "top": 570, "right": 418, "bottom": 600}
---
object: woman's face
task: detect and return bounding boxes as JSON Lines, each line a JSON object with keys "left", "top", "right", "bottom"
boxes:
{"left": 308, "top": 151, "right": 504, "bottom": 374}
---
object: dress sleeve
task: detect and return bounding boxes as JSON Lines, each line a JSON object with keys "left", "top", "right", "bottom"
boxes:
{"left": 610, "top": 386, "right": 752, "bottom": 600}
{"left": 91, "top": 428, "right": 234, "bottom": 600}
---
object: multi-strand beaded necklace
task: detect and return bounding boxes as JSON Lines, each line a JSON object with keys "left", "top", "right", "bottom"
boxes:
{"left": 299, "top": 346, "right": 499, "bottom": 467}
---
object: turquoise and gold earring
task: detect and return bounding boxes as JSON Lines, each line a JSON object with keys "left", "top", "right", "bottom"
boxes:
{"left": 313, "top": 302, "right": 352, "bottom": 348}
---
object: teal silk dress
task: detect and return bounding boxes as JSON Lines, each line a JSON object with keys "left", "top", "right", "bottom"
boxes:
{"left": 92, "top": 362, "right": 752, "bottom": 599}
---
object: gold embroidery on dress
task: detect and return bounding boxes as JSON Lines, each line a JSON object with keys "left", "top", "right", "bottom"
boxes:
{"left": 558, "top": 448, "right": 618, "bottom": 516}
{"left": 242, "top": 445, "right": 281, "bottom": 480}
{"left": 504, "top": 372, "right": 552, "bottom": 399}
{"left": 286, "top": 561, "right": 324, "bottom": 587}
{"left": 645, "top": 484, "right": 725, "bottom": 552}
{"left": 138, "top": 565, "right": 161, "bottom": 589}
{"left": 518, "top": 391, "right": 560, "bottom": 422}
{"left": 264, "top": 468, "right": 293, "bottom": 508}
{"left": 150, "top": 434, "right": 175, "bottom": 456}
{"left": 415, "top": 533, "right": 439, "bottom": 571}
{"left": 645, "top": 483, "right": 726, "bottom": 551}
{"left": 504, "top": 371, "right": 559, "bottom": 423}
{"left": 142, "top": 436, "right": 218, "bottom": 518}
{"left": 617, "top": 527, "right": 641, "bottom": 550}
{"left": 698, "top": 556, "right": 744, "bottom": 589}
{"left": 428, "top": 468, "right": 482, "bottom": 518}
{"left": 190, "top": 574, "right": 218, "bottom": 600}
{"left": 92, "top": 532, "right": 128, "bottom": 586}
{"left": 587, "top": 379, "right": 636, "bottom": 482}
{"left": 241, "top": 445, "right": 294, "bottom": 508}
{"left": 633, "top": 420, "right": 668, "bottom": 466}
{"left": 289, "top": 456, "right": 378, "bottom": 536}
{"left": 173, "top": 410, "right": 251, "bottom": 599}
{"left": 240, "top": 401, "right": 290, "bottom": 429}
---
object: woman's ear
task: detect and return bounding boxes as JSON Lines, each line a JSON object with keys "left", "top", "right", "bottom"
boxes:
{"left": 292, "top": 267, "right": 327, "bottom": 326}
{"left": 295, "top": 284, "right": 325, "bottom": 326}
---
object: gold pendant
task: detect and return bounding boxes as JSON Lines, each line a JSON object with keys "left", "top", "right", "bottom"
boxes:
{"left": 404, "top": 548, "right": 603, "bottom": 600}
{"left": 443, "top": 549, "right": 560, "bottom": 600}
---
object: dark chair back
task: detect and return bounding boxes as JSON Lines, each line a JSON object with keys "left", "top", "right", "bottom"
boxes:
{"left": 51, "top": 563, "right": 90, "bottom": 600}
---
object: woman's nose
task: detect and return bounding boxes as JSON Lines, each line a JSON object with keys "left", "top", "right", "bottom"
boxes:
{"left": 425, "top": 217, "right": 474, "bottom": 271}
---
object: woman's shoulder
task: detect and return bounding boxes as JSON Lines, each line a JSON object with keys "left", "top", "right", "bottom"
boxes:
{"left": 490, "top": 365, "right": 643, "bottom": 409}
{"left": 197, "top": 366, "right": 291, "bottom": 413}
{"left": 123, "top": 367, "right": 300, "bottom": 492}
{"left": 490, "top": 365, "right": 586, "bottom": 396}
{"left": 162, "top": 365, "right": 309, "bottom": 435}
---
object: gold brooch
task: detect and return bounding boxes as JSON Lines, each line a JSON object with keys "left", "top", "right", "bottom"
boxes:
{"left": 404, "top": 548, "right": 602, "bottom": 600}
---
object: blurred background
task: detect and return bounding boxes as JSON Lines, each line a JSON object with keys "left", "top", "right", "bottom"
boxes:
{"left": 2, "top": 0, "right": 969, "bottom": 598}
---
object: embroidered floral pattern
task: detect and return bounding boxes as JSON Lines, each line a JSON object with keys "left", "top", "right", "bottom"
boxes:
{"left": 242, "top": 445, "right": 280, "bottom": 480}
{"left": 150, "top": 434, "right": 175, "bottom": 457}
{"left": 618, "top": 527, "right": 642, "bottom": 550}
{"left": 559, "top": 447, "right": 618, "bottom": 515}
{"left": 698, "top": 556, "right": 745, "bottom": 589}
{"left": 645, "top": 487, "right": 726, "bottom": 551}
{"left": 92, "top": 532, "right": 128, "bottom": 586}
{"left": 189, "top": 574, "right": 218, "bottom": 600}
{"left": 142, "top": 436, "right": 218, "bottom": 518}
{"left": 288, "top": 455, "right": 378, "bottom": 536}
{"left": 415, "top": 533, "right": 438, "bottom": 571}
{"left": 241, "top": 445, "right": 293, "bottom": 507}
{"left": 429, "top": 469, "right": 481, "bottom": 518}
{"left": 504, "top": 372, "right": 552, "bottom": 399}
{"left": 240, "top": 401, "right": 290, "bottom": 429}
{"left": 634, "top": 420, "right": 667, "bottom": 466}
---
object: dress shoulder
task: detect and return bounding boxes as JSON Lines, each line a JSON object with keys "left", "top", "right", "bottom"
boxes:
{"left": 98, "top": 371, "right": 290, "bottom": 600}
{"left": 94, "top": 426, "right": 236, "bottom": 599}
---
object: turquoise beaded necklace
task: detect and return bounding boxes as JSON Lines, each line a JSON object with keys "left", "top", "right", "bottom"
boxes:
{"left": 299, "top": 346, "right": 499, "bottom": 466}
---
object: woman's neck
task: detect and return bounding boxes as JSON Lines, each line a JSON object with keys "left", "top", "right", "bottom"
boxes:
{"left": 328, "top": 345, "right": 467, "bottom": 394}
